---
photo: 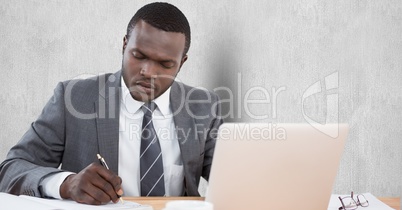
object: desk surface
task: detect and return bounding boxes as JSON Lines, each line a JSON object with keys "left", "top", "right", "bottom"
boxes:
{"left": 125, "top": 197, "right": 202, "bottom": 210}
{"left": 125, "top": 196, "right": 400, "bottom": 210}
{"left": 377, "top": 197, "right": 400, "bottom": 210}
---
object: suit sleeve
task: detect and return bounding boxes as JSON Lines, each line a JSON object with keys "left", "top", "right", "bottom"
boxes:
{"left": 0, "top": 82, "right": 67, "bottom": 197}
{"left": 201, "top": 94, "right": 224, "bottom": 181}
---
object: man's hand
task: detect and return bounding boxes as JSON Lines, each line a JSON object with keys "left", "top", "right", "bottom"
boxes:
{"left": 60, "top": 163, "right": 123, "bottom": 205}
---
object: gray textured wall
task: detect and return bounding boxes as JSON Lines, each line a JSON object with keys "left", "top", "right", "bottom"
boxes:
{"left": 1, "top": 0, "right": 401, "bottom": 198}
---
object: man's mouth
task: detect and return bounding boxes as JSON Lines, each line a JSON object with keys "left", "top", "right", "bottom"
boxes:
{"left": 136, "top": 81, "right": 155, "bottom": 94}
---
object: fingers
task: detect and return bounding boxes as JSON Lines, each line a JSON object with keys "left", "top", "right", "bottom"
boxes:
{"left": 96, "top": 166, "right": 123, "bottom": 198}
{"left": 60, "top": 163, "right": 123, "bottom": 205}
{"left": 91, "top": 172, "right": 120, "bottom": 203}
{"left": 74, "top": 182, "right": 106, "bottom": 205}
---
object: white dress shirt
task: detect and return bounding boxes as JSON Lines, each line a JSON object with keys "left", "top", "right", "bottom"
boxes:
{"left": 40, "top": 77, "right": 184, "bottom": 198}
{"left": 119, "top": 77, "right": 184, "bottom": 196}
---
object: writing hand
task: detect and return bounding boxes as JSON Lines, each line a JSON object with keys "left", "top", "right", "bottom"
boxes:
{"left": 60, "top": 163, "right": 123, "bottom": 205}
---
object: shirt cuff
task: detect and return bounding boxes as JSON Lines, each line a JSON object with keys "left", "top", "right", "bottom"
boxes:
{"left": 40, "top": 172, "right": 75, "bottom": 199}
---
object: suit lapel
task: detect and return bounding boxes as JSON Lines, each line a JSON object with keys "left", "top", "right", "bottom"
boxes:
{"left": 170, "top": 82, "right": 200, "bottom": 189}
{"left": 95, "top": 71, "right": 121, "bottom": 174}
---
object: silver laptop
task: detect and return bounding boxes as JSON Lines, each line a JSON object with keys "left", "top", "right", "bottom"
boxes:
{"left": 206, "top": 123, "right": 349, "bottom": 210}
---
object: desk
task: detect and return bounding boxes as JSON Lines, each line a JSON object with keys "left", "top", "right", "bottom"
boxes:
{"left": 125, "top": 197, "right": 400, "bottom": 210}
{"left": 378, "top": 197, "right": 400, "bottom": 210}
{"left": 126, "top": 197, "right": 203, "bottom": 210}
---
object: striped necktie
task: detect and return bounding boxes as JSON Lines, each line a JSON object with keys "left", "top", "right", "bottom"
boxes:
{"left": 140, "top": 102, "right": 165, "bottom": 196}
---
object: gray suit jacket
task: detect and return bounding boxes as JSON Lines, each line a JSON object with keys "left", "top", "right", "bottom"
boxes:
{"left": 0, "top": 70, "right": 223, "bottom": 197}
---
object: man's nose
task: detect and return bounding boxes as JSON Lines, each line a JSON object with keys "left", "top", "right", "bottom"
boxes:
{"left": 140, "top": 61, "right": 158, "bottom": 78}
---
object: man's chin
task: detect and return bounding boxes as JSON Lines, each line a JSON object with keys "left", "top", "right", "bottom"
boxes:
{"left": 131, "top": 91, "right": 157, "bottom": 102}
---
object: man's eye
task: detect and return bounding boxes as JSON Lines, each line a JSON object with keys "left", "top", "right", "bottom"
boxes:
{"left": 132, "top": 52, "right": 145, "bottom": 59}
{"left": 161, "top": 62, "right": 175, "bottom": 68}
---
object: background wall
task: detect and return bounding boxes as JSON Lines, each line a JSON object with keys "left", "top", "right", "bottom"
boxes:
{"left": 1, "top": 0, "right": 401, "bottom": 197}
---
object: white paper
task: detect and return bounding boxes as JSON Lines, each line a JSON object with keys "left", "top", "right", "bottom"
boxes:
{"left": 0, "top": 193, "right": 153, "bottom": 210}
{"left": 327, "top": 193, "right": 395, "bottom": 210}
{"left": 1, "top": 193, "right": 57, "bottom": 210}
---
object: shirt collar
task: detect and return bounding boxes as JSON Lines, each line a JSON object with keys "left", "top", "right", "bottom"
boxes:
{"left": 120, "top": 76, "right": 171, "bottom": 117}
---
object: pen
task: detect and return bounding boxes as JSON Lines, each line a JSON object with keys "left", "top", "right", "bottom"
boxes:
{"left": 97, "top": 154, "right": 124, "bottom": 204}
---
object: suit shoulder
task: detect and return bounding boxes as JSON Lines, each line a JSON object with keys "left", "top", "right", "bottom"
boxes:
{"left": 61, "top": 73, "right": 114, "bottom": 90}
{"left": 172, "top": 81, "right": 219, "bottom": 102}
{"left": 61, "top": 72, "right": 120, "bottom": 98}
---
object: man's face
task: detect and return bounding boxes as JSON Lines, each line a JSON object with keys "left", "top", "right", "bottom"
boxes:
{"left": 122, "top": 20, "right": 187, "bottom": 102}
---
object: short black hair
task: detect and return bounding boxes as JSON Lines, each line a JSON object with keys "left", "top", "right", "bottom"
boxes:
{"left": 126, "top": 2, "right": 191, "bottom": 56}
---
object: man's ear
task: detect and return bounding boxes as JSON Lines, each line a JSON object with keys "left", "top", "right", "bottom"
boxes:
{"left": 179, "top": 55, "right": 188, "bottom": 69}
{"left": 122, "top": 35, "right": 128, "bottom": 55}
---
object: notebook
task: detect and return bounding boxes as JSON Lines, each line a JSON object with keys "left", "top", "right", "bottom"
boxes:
{"left": 205, "top": 123, "right": 349, "bottom": 210}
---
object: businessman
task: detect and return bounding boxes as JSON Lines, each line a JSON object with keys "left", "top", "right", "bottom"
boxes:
{"left": 0, "top": 2, "right": 223, "bottom": 205}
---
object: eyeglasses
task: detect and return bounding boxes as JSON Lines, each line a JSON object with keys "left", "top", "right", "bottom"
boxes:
{"left": 338, "top": 192, "right": 369, "bottom": 210}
